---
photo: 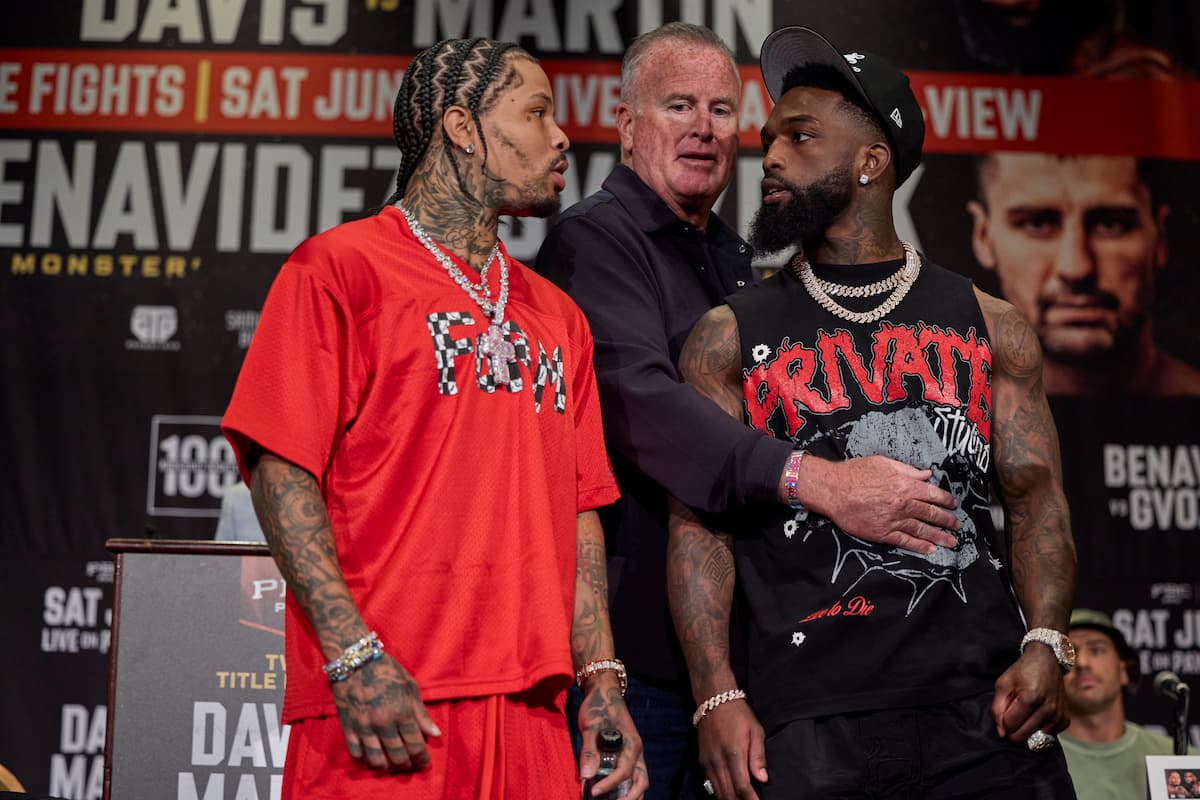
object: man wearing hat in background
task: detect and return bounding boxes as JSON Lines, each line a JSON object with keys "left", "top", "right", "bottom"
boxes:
{"left": 668, "top": 25, "right": 1078, "bottom": 798}
{"left": 1061, "top": 608, "right": 1196, "bottom": 800}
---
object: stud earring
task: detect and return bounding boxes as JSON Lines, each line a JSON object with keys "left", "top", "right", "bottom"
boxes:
{"left": 465, "top": 143, "right": 475, "bottom": 155}
{"left": 859, "top": 174, "right": 869, "bottom": 185}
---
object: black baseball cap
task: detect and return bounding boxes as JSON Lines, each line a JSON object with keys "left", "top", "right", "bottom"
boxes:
{"left": 1070, "top": 608, "right": 1140, "bottom": 682}
{"left": 760, "top": 26, "right": 925, "bottom": 186}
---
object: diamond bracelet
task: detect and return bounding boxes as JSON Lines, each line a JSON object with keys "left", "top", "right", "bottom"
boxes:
{"left": 692, "top": 688, "right": 747, "bottom": 727}
{"left": 576, "top": 658, "right": 627, "bottom": 696}
{"left": 322, "top": 631, "right": 385, "bottom": 682}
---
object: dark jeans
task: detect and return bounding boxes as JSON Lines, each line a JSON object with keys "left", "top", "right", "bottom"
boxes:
{"left": 758, "top": 692, "right": 1078, "bottom": 799}
{"left": 568, "top": 675, "right": 703, "bottom": 800}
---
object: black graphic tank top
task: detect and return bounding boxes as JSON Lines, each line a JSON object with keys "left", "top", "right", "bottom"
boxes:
{"left": 725, "top": 257, "right": 1026, "bottom": 732}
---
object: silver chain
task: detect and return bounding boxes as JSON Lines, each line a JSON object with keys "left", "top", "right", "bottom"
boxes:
{"left": 812, "top": 270, "right": 903, "bottom": 297}
{"left": 460, "top": 246, "right": 501, "bottom": 296}
{"left": 398, "top": 203, "right": 508, "bottom": 325}
{"left": 791, "top": 241, "right": 922, "bottom": 324}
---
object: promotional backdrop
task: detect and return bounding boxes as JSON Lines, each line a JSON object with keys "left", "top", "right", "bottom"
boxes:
{"left": 2, "top": 1, "right": 1198, "bottom": 795}
{"left": 105, "top": 543, "right": 285, "bottom": 800}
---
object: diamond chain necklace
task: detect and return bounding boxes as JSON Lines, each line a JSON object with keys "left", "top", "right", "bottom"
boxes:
{"left": 459, "top": 246, "right": 500, "bottom": 296}
{"left": 791, "top": 241, "right": 922, "bottom": 324}
{"left": 397, "top": 203, "right": 508, "bottom": 322}
{"left": 398, "top": 203, "right": 517, "bottom": 384}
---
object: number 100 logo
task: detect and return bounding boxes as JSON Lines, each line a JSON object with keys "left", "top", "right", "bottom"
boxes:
{"left": 146, "top": 415, "right": 240, "bottom": 517}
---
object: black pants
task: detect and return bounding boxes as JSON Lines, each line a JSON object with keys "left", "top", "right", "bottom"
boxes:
{"left": 758, "top": 692, "right": 1077, "bottom": 799}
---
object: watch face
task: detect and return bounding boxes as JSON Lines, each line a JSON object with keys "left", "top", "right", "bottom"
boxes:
{"left": 1060, "top": 636, "right": 1077, "bottom": 666}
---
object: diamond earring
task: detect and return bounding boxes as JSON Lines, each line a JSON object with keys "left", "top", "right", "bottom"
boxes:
{"left": 859, "top": 174, "right": 869, "bottom": 185}
{"left": 465, "top": 143, "right": 475, "bottom": 155}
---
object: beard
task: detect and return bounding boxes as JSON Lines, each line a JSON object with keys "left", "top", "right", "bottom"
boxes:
{"left": 749, "top": 163, "right": 856, "bottom": 255}
{"left": 503, "top": 189, "right": 561, "bottom": 218}
{"left": 494, "top": 166, "right": 564, "bottom": 219}
{"left": 488, "top": 135, "right": 565, "bottom": 218}
{"left": 527, "top": 192, "right": 562, "bottom": 218}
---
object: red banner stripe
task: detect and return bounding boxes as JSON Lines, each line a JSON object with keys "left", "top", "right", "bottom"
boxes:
{"left": 1, "top": 49, "right": 1198, "bottom": 160}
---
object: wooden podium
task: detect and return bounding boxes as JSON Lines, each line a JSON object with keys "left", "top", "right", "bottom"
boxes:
{"left": 103, "top": 539, "right": 287, "bottom": 799}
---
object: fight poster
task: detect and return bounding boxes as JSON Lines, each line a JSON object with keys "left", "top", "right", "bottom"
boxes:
{"left": 2, "top": 1, "right": 1197, "bottom": 793}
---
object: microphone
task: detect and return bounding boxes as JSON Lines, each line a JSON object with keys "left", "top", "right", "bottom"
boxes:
{"left": 1156, "top": 671, "right": 1194, "bottom": 756}
{"left": 1153, "top": 670, "right": 1190, "bottom": 702}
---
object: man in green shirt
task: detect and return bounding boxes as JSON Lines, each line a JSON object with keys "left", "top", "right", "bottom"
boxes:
{"left": 1060, "top": 609, "right": 1195, "bottom": 799}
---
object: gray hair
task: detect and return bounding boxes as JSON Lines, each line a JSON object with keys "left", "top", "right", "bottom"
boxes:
{"left": 620, "top": 22, "right": 739, "bottom": 106}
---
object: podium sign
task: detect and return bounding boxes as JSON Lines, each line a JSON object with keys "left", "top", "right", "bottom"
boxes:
{"left": 104, "top": 540, "right": 289, "bottom": 800}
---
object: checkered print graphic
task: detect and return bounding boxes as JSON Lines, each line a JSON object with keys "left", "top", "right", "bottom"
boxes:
{"left": 427, "top": 311, "right": 476, "bottom": 395}
{"left": 426, "top": 313, "right": 563, "bottom": 414}
{"left": 533, "top": 342, "right": 566, "bottom": 414}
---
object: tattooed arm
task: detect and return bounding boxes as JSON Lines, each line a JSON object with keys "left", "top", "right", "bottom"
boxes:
{"left": 976, "top": 290, "right": 1076, "bottom": 742}
{"left": 573, "top": 510, "right": 648, "bottom": 798}
{"left": 250, "top": 452, "right": 440, "bottom": 771}
{"left": 669, "top": 498, "right": 766, "bottom": 800}
{"left": 669, "top": 305, "right": 768, "bottom": 799}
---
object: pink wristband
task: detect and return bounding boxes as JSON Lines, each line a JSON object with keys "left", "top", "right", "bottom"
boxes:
{"left": 784, "top": 450, "right": 805, "bottom": 510}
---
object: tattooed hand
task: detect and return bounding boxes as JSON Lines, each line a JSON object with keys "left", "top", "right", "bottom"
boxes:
{"left": 331, "top": 654, "right": 441, "bottom": 771}
{"left": 578, "top": 674, "right": 648, "bottom": 799}
{"left": 249, "top": 452, "right": 442, "bottom": 770}
{"left": 572, "top": 510, "right": 648, "bottom": 796}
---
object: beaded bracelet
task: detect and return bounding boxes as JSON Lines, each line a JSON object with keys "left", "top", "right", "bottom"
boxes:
{"left": 783, "top": 450, "right": 806, "bottom": 510}
{"left": 576, "top": 658, "right": 627, "bottom": 696}
{"left": 322, "top": 631, "right": 385, "bottom": 682}
{"left": 692, "top": 688, "right": 747, "bottom": 727}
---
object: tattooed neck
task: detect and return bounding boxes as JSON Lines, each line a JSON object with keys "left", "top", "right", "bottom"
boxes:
{"left": 806, "top": 226, "right": 902, "bottom": 263}
{"left": 400, "top": 150, "right": 502, "bottom": 272}
{"left": 807, "top": 203, "right": 902, "bottom": 265}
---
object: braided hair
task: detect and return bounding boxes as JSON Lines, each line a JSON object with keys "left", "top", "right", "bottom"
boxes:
{"left": 387, "top": 38, "right": 528, "bottom": 206}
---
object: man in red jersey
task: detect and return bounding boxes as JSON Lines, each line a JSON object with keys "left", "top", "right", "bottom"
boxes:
{"left": 223, "top": 37, "right": 646, "bottom": 799}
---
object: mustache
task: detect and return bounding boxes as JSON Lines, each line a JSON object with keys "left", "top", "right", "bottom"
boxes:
{"left": 1039, "top": 290, "right": 1120, "bottom": 311}
{"left": 762, "top": 175, "right": 804, "bottom": 196}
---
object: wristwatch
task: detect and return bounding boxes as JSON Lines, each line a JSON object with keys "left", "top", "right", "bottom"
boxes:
{"left": 1020, "top": 628, "right": 1076, "bottom": 672}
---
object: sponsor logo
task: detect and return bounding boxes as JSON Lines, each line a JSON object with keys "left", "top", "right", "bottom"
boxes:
{"left": 1150, "top": 583, "right": 1194, "bottom": 606}
{"left": 240, "top": 557, "right": 286, "bottom": 635}
{"left": 125, "top": 305, "right": 181, "bottom": 351}
{"left": 225, "top": 309, "right": 260, "bottom": 349}
{"left": 891, "top": 107, "right": 903, "bottom": 127}
{"left": 146, "top": 415, "right": 239, "bottom": 517}
{"left": 85, "top": 561, "right": 114, "bottom": 584}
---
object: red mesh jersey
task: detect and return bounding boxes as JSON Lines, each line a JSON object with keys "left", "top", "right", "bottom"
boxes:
{"left": 223, "top": 206, "right": 618, "bottom": 722}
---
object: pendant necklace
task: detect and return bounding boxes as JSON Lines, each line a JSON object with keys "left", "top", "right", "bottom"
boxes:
{"left": 398, "top": 203, "right": 516, "bottom": 385}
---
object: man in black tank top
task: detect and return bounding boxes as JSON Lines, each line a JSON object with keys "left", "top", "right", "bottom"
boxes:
{"left": 667, "top": 26, "right": 1078, "bottom": 799}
